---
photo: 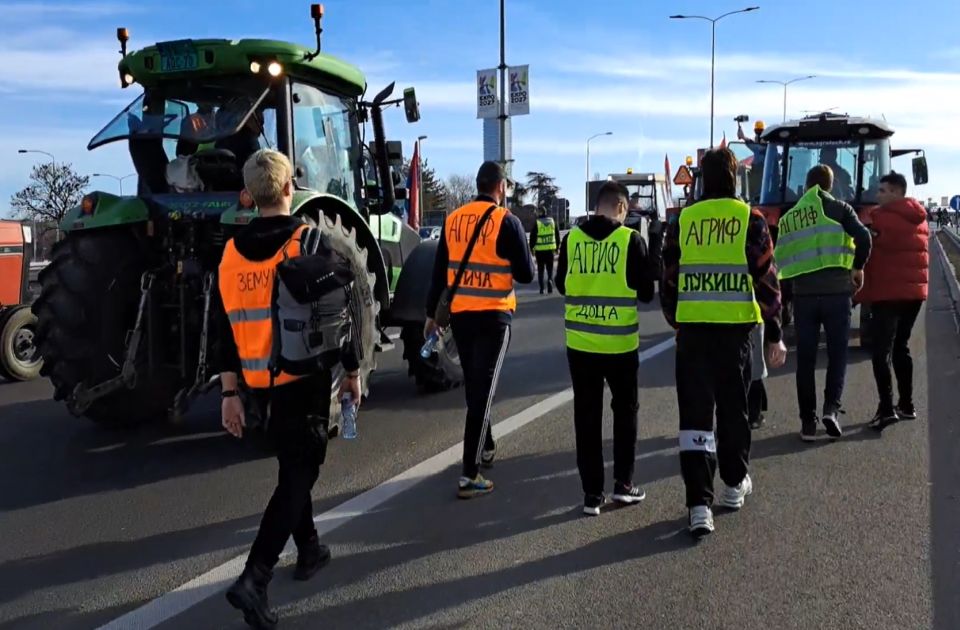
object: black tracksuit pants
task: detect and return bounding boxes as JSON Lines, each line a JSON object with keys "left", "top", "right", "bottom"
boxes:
{"left": 246, "top": 371, "right": 331, "bottom": 570}
{"left": 567, "top": 348, "right": 640, "bottom": 497}
{"left": 451, "top": 316, "right": 511, "bottom": 479}
{"left": 870, "top": 300, "right": 923, "bottom": 414}
{"left": 677, "top": 324, "right": 753, "bottom": 508}
{"left": 535, "top": 251, "right": 555, "bottom": 292}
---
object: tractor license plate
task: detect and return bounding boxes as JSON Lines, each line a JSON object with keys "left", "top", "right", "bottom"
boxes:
{"left": 157, "top": 41, "right": 199, "bottom": 73}
{"left": 160, "top": 51, "right": 198, "bottom": 72}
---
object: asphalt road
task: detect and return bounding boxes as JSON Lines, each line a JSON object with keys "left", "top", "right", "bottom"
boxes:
{"left": 1, "top": 251, "right": 958, "bottom": 630}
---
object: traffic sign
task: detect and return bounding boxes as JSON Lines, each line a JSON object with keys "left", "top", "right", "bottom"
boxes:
{"left": 673, "top": 165, "right": 694, "bottom": 186}
{"left": 951, "top": 195, "right": 960, "bottom": 211}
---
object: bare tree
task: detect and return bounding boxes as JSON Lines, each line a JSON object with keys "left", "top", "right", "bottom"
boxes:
{"left": 445, "top": 174, "right": 475, "bottom": 208}
{"left": 10, "top": 162, "right": 89, "bottom": 232}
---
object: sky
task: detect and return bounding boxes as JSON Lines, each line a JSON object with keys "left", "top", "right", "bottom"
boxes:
{"left": 1, "top": 0, "right": 960, "bottom": 217}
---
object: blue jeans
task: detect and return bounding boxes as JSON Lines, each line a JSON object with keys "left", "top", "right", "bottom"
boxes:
{"left": 793, "top": 294, "right": 852, "bottom": 421}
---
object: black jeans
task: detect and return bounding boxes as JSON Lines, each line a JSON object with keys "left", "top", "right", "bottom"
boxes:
{"left": 677, "top": 325, "right": 753, "bottom": 507}
{"left": 451, "top": 317, "right": 511, "bottom": 479}
{"left": 535, "top": 251, "right": 555, "bottom": 292}
{"left": 793, "top": 294, "right": 852, "bottom": 421}
{"left": 748, "top": 379, "right": 767, "bottom": 424}
{"left": 567, "top": 348, "right": 640, "bottom": 497}
{"left": 870, "top": 300, "right": 923, "bottom": 413}
{"left": 247, "top": 371, "right": 330, "bottom": 570}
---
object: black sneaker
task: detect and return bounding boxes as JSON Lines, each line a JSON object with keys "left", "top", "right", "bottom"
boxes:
{"left": 583, "top": 493, "right": 605, "bottom": 516}
{"left": 611, "top": 482, "right": 646, "bottom": 505}
{"left": 800, "top": 418, "right": 818, "bottom": 442}
{"left": 896, "top": 402, "right": 917, "bottom": 420}
{"left": 821, "top": 410, "right": 842, "bottom": 439}
{"left": 749, "top": 413, "right": 765, "bottom": 430}
{"left": 293, "top": 534, "right": 331, "bottom": 581}
{"left": 868, "top": 408, "right": 899, "bottom": 432}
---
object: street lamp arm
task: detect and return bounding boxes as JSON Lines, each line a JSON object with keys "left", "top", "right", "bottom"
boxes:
{"left": 716, "top": 6, "right": 760, "bottom": 21}
{"left": 671, "top": 14, "right": 711, "bottom": 21}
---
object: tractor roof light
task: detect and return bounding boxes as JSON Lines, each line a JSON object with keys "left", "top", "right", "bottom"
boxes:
{"left": 267, "top": 61, "right": 283, "bottom": 77}
{"left": 117, "top": 27, "right": 130, "bottom": 57}
{"left": 754, "top": 120, "right": 765, "bottom": 132}
{"left": 685, "top": 156, "right": 694, "bottom": 166}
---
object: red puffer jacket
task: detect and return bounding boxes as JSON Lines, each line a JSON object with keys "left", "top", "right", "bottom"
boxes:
{"left": 856, "top": 197, "right": 929, "bottom": 303}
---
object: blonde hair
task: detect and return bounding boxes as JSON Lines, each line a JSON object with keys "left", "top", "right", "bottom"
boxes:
{"left": 242, "top": 149, "right": 293, "bottom": 208}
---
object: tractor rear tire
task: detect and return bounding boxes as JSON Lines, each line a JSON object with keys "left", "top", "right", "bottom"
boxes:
{"left": 32, "top": 230, "right": 179, "bottom": 427}
{"left": 0, "top": 306, "right": 42, "bottom": 381}
{"left": 401, "top": 324, "right": 462, "bottom": 393}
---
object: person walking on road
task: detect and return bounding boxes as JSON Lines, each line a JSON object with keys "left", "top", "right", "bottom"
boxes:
{"left": 775, "top": 165, "right": 872, "bottom": 442}
{"left": 661, "top": 148, "right": 787, "bottom": 538}
{"left": 216, "top": 150, "right": 362, "bottom": 629}
{"left": 425, "top": 161, "right": 534, "bottom": 499}
{"left": 855, "top": 172, "right": 929, "bottom": 431}
{"left": 556, "top": 180, "right": 663, "bottom": 516}
{"left": 531, "top": 207, "right": 560, "bottom": 294}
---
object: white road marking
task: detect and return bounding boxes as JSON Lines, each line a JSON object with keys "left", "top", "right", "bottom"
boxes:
{"left": 99, "top": 336, "right": 676, "bottom": 630}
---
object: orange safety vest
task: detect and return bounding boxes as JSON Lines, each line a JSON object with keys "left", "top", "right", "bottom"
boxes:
{"left": 218, "top": 223, "right": 308, "bottom": 389}
{"left": 444, "top": 200, "right": 517, "bottom": 314}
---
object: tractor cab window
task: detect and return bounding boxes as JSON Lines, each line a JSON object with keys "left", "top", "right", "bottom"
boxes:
{"left": 87, "top": 78, "right": 276, "bottom": 194}
{"left": 291, "top": 82, "right": 360, "bottom": 207}
{"left": 760, "top": 139, "right": 890, "bottom": 206}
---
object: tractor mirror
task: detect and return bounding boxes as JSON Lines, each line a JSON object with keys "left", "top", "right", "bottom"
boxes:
{"left": 403, "top": 87, "right": 420, "bottom": 123}
{"left": 386, "top": 140, "right": 404, "bottom": 166}
{"left": 912, "top": 155, "right": 929, "bottom": 186}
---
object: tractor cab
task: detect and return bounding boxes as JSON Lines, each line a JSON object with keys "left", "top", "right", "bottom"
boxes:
{"left": 756, "top": 113, "right": 927, "bottom": 232}
{"left": 595, "top": 171, "right": 670, "bottom": 242}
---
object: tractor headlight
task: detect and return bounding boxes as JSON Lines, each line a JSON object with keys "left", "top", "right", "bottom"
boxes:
{"left": 250, "top": 61, "right": 261, "bottom": 74}
{"left": 267, "top": 61, "right": 283, "bottom": 77}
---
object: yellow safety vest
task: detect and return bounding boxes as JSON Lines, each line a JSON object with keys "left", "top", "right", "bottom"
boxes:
{"left": 564, "top": 226, "right": 639, "bottom": 353}
{"left": 676, "top": 198, "right": 762, "bottom": 324}
{"left": 534, "top": 218, "right": 557, "bottom": 252}
{"left": 775, "top": 186, "right": 855, "bottom": 279}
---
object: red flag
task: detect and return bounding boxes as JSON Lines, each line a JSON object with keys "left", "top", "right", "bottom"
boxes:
{"left": 718, "top": 132, "right": 728, "bottom": 150}
{"left": 407, "top": 140, "right": 421, "bottom": 230}
{"left": 664, "top": 153, "right": 673, "bottom": 203}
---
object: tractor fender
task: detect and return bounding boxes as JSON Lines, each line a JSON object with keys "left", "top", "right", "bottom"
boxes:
{"left": 292, "top": 194, "right": 390, "bottom": 312}
{"left": 386, "top": 238, "right": 438, "bottom": 326}
{"left": 59, "top": 192, "right": 148, "bottom": 233}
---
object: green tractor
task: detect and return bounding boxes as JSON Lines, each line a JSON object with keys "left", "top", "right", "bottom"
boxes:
{"left": 32, "top": 5, "right": 461, "bottom": 428}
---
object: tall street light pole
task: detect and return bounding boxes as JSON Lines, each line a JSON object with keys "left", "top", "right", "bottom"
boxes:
{"left": 756, "top": 75, "right": 816, "bottom": 121}
{"left": 498, "top": 0, "right": 508, "bottom": 174}
{"left": 416, "top": 135, "right": 427, "bottom": 218}
{"left": 92, "top": 172, "right": 137, "bottom": 196}
{"left": 670, "top": 7, "right": 759, "bottom": 148}
{"left": 585, "top": 132, "right": 613, "bottom": 213}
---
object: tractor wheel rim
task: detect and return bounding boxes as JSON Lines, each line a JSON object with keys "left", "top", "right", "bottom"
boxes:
{"left": 13, "top": 327, "right": 38, "bottom": 364}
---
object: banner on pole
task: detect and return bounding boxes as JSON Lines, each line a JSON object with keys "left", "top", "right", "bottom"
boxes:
{"left": 477, "top": 68, "right": 498, "bottom": 119}
{"left": 508, "top": 65, "right": 530, "bottom": 116}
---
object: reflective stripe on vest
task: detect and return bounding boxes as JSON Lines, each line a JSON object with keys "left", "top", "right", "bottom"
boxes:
{"left": 218, "top": 223, "right": 308, "bottom": 389}
{"left": 775, "top": 185, "right": 855, "bottom": 280}
{"left": 676, "top": 199, "right": 762, "bottom": 324}
{"left": 534, "top": 218, "right": 557, "bottom": 251}
{"left": 563, "top": 225, "right": 639, "bottom": 353}
{"left": 444, "top": 201, "right": 517, "bottom": 314}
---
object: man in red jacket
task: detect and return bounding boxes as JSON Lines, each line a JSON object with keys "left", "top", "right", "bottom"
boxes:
{"left": 857, "top": 172, "right": 929, "bottom": 431}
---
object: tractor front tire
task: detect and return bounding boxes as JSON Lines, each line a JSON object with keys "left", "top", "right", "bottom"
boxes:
{"left": 32, "top": 230, "right": 179, "bottom": 427}
{"left": 401, "top": 324, "right": 462, "bottom": 393}
{"left": 0, "top": 306, "right": 42, "bottom": 381}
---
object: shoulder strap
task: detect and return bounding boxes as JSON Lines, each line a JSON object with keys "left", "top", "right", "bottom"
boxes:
{"left": 449, "top": 204, "right": 498, "bottom": 298}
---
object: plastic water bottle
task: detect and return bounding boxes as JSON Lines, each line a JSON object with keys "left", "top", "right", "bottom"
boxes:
{"left": 420, "top": 330, "right": 441, "bottom": 359}
{"left": 341, "top": 393, "right": 358, "bottom": 439}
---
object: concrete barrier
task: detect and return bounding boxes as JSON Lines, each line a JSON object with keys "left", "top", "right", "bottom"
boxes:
{"left": 934, "top": 227, "right": 960, "bottom": 332}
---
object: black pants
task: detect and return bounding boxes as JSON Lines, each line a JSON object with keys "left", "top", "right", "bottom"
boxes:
{"left": 793, "top": 294, "right": 852, "bottom": 420}
{"left": 870, "top": 300, "right": 923, "bottom": 413}
{"left": 451, "top": 317, "right": 511, "bottom": 479}
{"left": 535, "top": 251, "right": 555, "bottom": 292}
{"left": 247, "top": 371, "right": 330, "bottom": 570}
{"left": 677, "top": 325, "right": 753, "bottom": 508}
{"left": 748, "top": 379, "right": 767, "bottom": 424}
{"left": 567, "top": 348, "right": 639, "bottom": 497}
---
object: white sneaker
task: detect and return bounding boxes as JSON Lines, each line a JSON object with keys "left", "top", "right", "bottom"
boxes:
{"left": 688, "top": 505, "right": 714, "bottom": 537}
{"left": 718, "top": 474, "right": 754, "bottom": 510}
